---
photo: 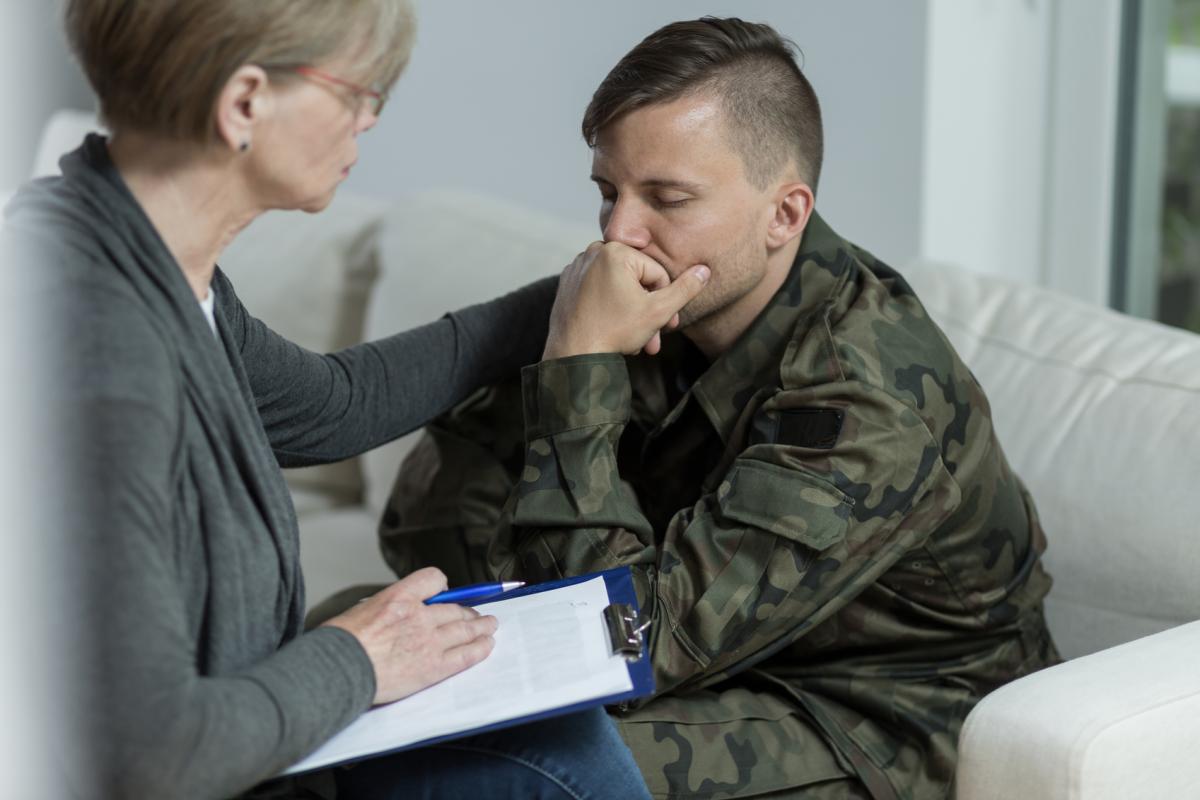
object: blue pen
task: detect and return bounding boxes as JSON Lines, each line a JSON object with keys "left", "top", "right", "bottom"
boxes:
{"left": 425, "top": 581, "right": 525, "bottom": 605}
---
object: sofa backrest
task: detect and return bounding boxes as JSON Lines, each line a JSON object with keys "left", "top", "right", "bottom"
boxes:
{"left": 904, "top": 260, "right": 1200, "bottom": 659}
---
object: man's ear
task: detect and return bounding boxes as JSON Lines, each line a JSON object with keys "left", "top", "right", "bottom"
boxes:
{"left": 766, "top": 182, "right": 815, "bottom": 249}
{"left": 213, "top": 65, "right": 270, "bottom": 154}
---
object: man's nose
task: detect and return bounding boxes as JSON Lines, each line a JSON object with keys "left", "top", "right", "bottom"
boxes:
{"left": 602, "top": 199, "right": 651, "bottom": 250}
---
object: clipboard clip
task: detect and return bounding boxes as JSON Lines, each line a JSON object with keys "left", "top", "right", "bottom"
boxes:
{"left": 603, "top": 603, "right": 649, "bottom": 662}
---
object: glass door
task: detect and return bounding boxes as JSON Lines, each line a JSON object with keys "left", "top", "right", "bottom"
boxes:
{"left": 1116, "top": 0, "right": 1200, "bottom": 334}
{"left": 1160, "top": 0, "right": 1200, "bottom": 331}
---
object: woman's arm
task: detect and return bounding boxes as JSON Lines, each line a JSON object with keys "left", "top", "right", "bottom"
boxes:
{"left": 52, "top": 284, "right": 501, "bottom": 798}
{"left": 215, "top": 269, "right": 557, "bottom": 466}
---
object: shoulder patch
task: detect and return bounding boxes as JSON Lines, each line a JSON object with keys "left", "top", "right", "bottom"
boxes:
{"left": 776, "top": 408, "right": 844, "bottom": 449}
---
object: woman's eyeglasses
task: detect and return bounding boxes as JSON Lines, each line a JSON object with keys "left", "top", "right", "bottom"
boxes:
{"left": 289, "top": 66, "right": 388, "bottom": 117}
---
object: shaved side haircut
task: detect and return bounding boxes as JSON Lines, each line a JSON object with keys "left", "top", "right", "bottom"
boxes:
{"left": 582, "top": 17, "right": 824, "bottom": 193}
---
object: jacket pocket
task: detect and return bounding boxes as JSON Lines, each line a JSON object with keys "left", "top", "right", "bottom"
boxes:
{"left": 614, "top": 685, "right": 854, "bottom": 798}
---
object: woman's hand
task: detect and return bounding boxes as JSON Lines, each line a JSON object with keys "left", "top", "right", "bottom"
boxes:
{"left": 542, "top": 241, "right": 710, "bottom": 360}
{"left": 322, "top": 567, "right": 497, "bottom": 705}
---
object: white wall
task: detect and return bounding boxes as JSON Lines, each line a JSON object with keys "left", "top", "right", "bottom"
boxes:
{"left": 919, "top": 0, "right": 1126, "bottom": 304}
{"left": 1040, "top": 0, "right": 1125, "bottom": 307}
{"left": 347, "top": 0, "right": 930, "bottom": 266}
{"left": 0, "top": 0, "right": 92, "bottom": 190}
{"left": 1, "top": 2, "right": 36, "bottom": 188}
{"left": 11, "top": 0, "right": 1127, "bottom": 302}
{"left": 920, "top": 0, "right": 1054, "bottom": 286}
{"left": 0, "top": 3, "right": 63, "bottom": 793}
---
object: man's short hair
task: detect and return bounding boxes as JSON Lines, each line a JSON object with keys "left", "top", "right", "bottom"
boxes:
{"left": 65, "top": 0, "right": 415, "bottom": 142}
{"left": 582, "top": 17, "right": 823, "bottom": 193}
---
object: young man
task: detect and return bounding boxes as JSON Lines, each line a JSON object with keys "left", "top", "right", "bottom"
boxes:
{"left": 380, "top": 18, "right": 1058, "bottom": 800}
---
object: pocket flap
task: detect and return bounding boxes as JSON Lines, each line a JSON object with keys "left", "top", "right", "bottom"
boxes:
{"left": 717, "top": 459, "right": 852, "bottom": 551}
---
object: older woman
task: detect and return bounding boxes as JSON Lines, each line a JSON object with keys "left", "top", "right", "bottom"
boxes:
{"left": 1, "top": 1, "right": 705, "bottom": 798}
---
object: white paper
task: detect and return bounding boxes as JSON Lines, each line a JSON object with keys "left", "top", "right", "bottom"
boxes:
{"left": 284, "top": 576, "right": 634, "bottom": 775}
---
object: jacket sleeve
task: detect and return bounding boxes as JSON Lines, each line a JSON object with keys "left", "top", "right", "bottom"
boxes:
{"left": 509, "top": 353, "right": 963, "bottom": 697}
{"left": 215, "top": 269, "right": 557, "bottom": 467}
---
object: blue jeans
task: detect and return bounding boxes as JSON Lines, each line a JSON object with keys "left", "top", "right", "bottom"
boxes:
{"left": 333, "top": 707, "right": 650, "bottom": 800}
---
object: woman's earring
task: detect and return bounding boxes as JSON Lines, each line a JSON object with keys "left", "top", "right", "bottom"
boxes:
{"left": 239, "top": 141, "right": 251, "bottom": 153}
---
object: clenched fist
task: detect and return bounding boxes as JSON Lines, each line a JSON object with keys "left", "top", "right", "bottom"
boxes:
{"left": 542, "top": 241, "right": 709, "bottom": 360}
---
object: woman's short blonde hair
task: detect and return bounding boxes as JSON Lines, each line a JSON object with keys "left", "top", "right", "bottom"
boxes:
{"left": 65, "top": 0, "right": 415, "bottom": 141}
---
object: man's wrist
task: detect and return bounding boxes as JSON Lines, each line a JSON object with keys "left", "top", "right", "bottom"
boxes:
{"left": 541, "top": 335, "right": 606, "bottom": 361}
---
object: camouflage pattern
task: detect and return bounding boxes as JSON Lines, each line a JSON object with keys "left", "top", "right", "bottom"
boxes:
{"left": 380, "top": 212, "right": 1060, "bottom": 799}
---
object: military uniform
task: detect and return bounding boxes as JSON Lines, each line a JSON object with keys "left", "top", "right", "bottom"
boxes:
{"left": 380, "top": 213, "right": 1059, "bottom": 799}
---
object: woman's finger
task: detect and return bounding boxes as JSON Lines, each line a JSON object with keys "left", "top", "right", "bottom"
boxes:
{"left": 389, "top": 567, "right": 449, "bottom": 601}
{"left": 440, "top": 634, "right": 496, "bottom": 675}
{"left": 425, "top": 602, "right": 479, "bottom": 626}
{"left": 438, "top": 614, "right": 498, "bottom": 647}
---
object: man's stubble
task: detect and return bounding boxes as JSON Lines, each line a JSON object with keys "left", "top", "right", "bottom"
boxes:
{"left": 675, "top": 219, "right": 769, "bottom": 332}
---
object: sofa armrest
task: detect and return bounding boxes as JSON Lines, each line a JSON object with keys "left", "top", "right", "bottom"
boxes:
{"left": 955, "top": 620, "right": 1200, "bottom": 800}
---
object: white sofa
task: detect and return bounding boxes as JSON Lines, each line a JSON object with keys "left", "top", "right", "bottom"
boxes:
{"left": 281, "top": 199, "right": 1200, "bottom": 800}
{"left": 900, "top": 263, "right": 1200, "bottom": 799}
{"left": 263, "top": 195, "right": 1200, "bottom": 800}
{"left": 24, "top": 111, "right": 1200, "bottom": 799}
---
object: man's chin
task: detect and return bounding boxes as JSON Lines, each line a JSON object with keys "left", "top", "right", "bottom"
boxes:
{"left": 676, "top": 298, "right": 717, "bottom": 330}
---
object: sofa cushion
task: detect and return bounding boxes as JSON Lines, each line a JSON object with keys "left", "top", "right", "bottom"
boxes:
{"left": 903, "top": 260, "right": 1200, "bottom": 658}
{"left": 296, "top": 507, "right": 397, "bottom": 611}
{"left": 31, "top": 109, "right": 106, "bottom": 178}
{"left": 956, "top": 620, "right": 1200, "bottom": 800}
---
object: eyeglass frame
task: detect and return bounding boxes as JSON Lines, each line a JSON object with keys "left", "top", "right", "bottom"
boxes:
{"left": 271, "top": 65, "right": 389, "bottom": 117}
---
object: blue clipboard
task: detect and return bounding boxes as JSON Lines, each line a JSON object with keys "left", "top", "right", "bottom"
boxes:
{"left": 466, "top": 565, "right": 655, "bottom": 711}
{"left": 309, "top": 566, "right": 655, "bottom": 770}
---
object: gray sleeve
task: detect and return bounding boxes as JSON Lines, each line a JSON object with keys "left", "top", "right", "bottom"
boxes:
{"left": 56, "top": 289, "right": 374, "bottom": 799}
{"left": 215, "top": 270, "right": 557, "bottom": 467}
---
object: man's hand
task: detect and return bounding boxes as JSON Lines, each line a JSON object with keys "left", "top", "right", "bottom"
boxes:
{"left": 542, "top": 241, "right": 710, "bottom": 360}
{"left": 322, "top": 567, "right": 497, "bottom": 705}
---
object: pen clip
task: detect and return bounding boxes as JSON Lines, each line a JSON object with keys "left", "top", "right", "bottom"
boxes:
{"left": 603, "top": 603, "right": 647, "bottom": 662}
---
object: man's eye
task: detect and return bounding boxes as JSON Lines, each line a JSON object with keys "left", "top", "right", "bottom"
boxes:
{"left": 655, "top": 197, "right": 690, "bottom": 209}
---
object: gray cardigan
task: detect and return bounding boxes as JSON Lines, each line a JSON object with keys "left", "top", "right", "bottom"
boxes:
{"left": 3, "top": 135, "right": 555, "bottom": 799}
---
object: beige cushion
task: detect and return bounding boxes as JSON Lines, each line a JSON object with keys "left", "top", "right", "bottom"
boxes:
{"left": 903, "top": 260, "right": 1200, "bottom": 658}
{"left": 219, "top": 195, "right": 387, "bottom": 504}
{"left": 31, "top": 109, "right": 105, "bottom": 178}
{"left": 296, "top": 507, "right": 397, "bottom": 611}
{"left": 955, "top": 620, "right": 1200, "bottom": 800}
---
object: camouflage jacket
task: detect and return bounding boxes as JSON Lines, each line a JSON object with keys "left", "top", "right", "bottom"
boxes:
{"left": 382, "top": 212, "right": 1059, "bottom": 799}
